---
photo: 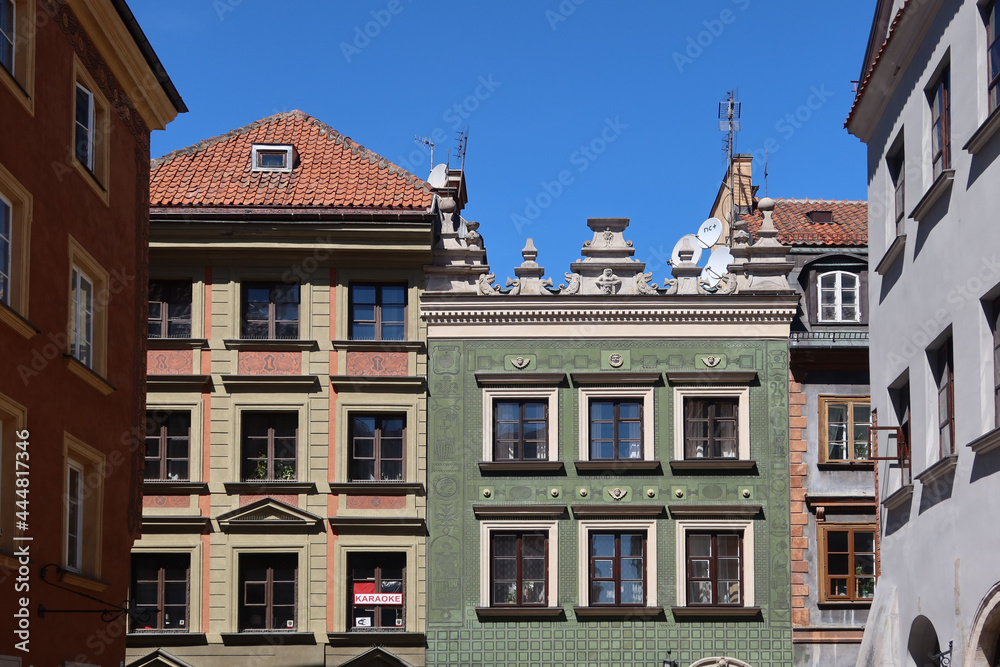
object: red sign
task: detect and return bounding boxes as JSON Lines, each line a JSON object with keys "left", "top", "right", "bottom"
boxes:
{"left": 354, "top": 582, "right": 402, "bottom": 605}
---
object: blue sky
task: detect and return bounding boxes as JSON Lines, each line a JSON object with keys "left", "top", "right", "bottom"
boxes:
{"left": 132, "top": 0, "right": 872, "bottom": 281}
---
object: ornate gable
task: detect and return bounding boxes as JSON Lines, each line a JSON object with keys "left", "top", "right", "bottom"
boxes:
{"left": 337, "top": 647, "right": 416, "bottom": 667}
{"left": 126, "top": 649, "right": 196, "bottom": 667}
{"left": 216, "top": 497, "right": 323, "bottom": 533}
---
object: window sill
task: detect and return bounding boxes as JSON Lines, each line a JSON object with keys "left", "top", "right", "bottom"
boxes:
{"left": 147, "top": 374, "right": 212, "bottom": 391}
{"left": 914, "top": 454, "right": 958, "bottom": 486}
{"left": 963, "top": 103, "right": 1000, "bottom": 154}
{"left": 573, "top": 460, "right": 661, "bottom": 473}
{"left": 65, "top": 355, "right": 115, "bottom": 395}
{"left": 72, "top": 158, "right": 110, "bottom": 207}
{"left": 329, "top": 482, "right": 424, "bottom": 495}
{"left": 671, "top": 606, "right": 761, "bottom": 618}
{"left": 816, "top": 600, "right": 874, "bottom": 609}
{"left": 143, "top": 481, "right": 209, "bottom": 494}
{"left": 910, "top": 169, "right": 954, "bottom": 222}
{"left": 220, "top": 632, "right": 315, "bottom": 646}
{"left": 476, "top": 607, "right": 565, "bottom": 619}
{"left": 223, "top": 339, "right": 318, "bottom": 351}
{"left": 329, "top": 375, "right": 427, "bottom": 392}
{"left": 875, "top": 234, "right": 906, "bottom": 276}
{"left": 574, "top": 606, "right": 664, "bottom": 618}
{"left": 220, "top": 375, "right": 320, "bottom": 391}
{"left": 817, "top": 461, "right": 875, "bottom": 471}
{"left": 141, "top": 516, "right": 211, "bottom": 533}
{"left": 58, "top": 569, "right": 110, "bottom": 593}
{"left": 224, "top": 481, "right": 317, "bottom": 494}
{"left": 479, "top": 460, "right": 565, "bottom": 473}
{"left": 327, "top": 631, "right": 426, "bottom": 646}
{"left": 969, "top": 426, "right": 1000, "bottom": 454}
{"left": 332, "top": 339, "right": 425, "bottom": 353}
{"left": 127, "top": 632, "right": 207, "bottom": 647}
{"left": 882, "top": 484, "right": 914, "bottom": 510}
{"left": 148, "top": 337, "right": 209, "bottom": 350}
{"left": 0, "top": 62, "right": 34, "bottom": 115}
{"left": 669, "top": 459, "right": 757, "bottom": 472}
{"left": 0, "top": 301, "right": 39, "bottom": 339}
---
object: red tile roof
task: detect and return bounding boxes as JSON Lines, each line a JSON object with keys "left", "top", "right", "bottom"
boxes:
{"left": 150, "top": 110, "right": 434, "bottom": 210}
{"left": 845, "top": 0, "right": 911, "bottom": 129}
{"left": 741, "top": 199, "right": 868, "bottom": 247}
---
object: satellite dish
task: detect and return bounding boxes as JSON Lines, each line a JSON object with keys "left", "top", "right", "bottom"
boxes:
{"left": 427, "top": 163, "right": 448, "bottom": 188}
{"left": 670, "top": 234, "right": 704, "bottom": 267}
{"left": 695, "top": 217, "right": 723, "bottom": 248}
{"left": 700, "top": 247, "right": 735, "bottom": 288}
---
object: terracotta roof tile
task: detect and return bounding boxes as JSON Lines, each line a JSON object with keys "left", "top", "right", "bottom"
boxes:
{"left": 150, "top": 110, "right": 434, "bottom": 210}
{"left": 740, "top": 198, "right": 868, "bottom": 247}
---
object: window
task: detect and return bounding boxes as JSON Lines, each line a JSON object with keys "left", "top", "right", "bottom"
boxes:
{"left": 494, "top": 400, "right": 547, "bottom": 461}
{"left": 992, "top": 299, "right": 1000, "bottom": 427}
{"left": 241, "top": 413, "right": 297, "bottom": 482}
{"left": 820, "top": 397, "right": 872, "bottom": 463}
{"left": 65, "top": 462, "right": 83, "bottom": 572}
{"left": 686, "top": 532, "right": 743, "bottom": 606}
{"left": 988, "top": 0, "right": 1000, "bottom": 111}
{"left": 69, "top": 266, "right": 94, "bottom": 367}
{"left": 0, "top": 163, "right": 31, "bottom": 329}
{"left": 348, "top": 553, "right": 404, "bottom": 630}
{"left": 239, "top": 553, "right": 296, "bottom": 631}
{"left": 888, "top": 142, "right": 905, "bottom": 236}
{"left": 818, "top": 271, "right": 861, "bottom": 323}
{"left": 684, "top": 397, "right": 738, "bottom": 459}
{"left": 348, "top": 414, "right": 404, "bottom": 482}
{"left": 349, "top": 284, "right": 405, "bottom": 341}
{"left": 0, "top": 394, "right": 27, "bottom": 556}
{"left": 589, "top": 532, "right": 645, "bottom": 606}
{"left": 821, "top": 527, "right": 875, "bottom": 602}
{"left": 589, "top": 400, "right": 642, "bottom": 460}
{"left": 0, "top": 0, "right": 13, "bottom": 75}
{"left": 930, "top": 68, "right": 951, "bottom": 179}
{"left": 241, "top": 282, "right": 299, "bottom": 340}
{"left": 0, "top": 194, "right": 10, "bottom": 306}
{"left": 71, "top": 57, "right": 110, "bottom": 198}
{"left": 130, "top": 554, "right": 190, "bottom": 631}
{"left": 0, "top": 0, "right": 34, "bottom": 112}
{"left": 251, "top": 144, "right": 294, "bottom": 172}
{"left": 934, "top": 339, "right": 955, "bottom": 457}
{"left": 490, "top": 532, "right": 547, "bottom": 607}
{"left": 74, "top": 83, "right": 95, "bottom": 171}
{"left": 148, "top": 280, "right": 192, "bottom": 338}
{"left": 145, "top": 412, "right": 190, "bottom": 481}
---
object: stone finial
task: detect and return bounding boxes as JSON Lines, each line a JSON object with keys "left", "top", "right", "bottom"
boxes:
{"left": 509, "top": 238, "right": 554, "bottom": 295}
{"left": 743, "top": 197, "right": 794, "bottom": 292}
{"left": 669, "top": 234, "right": 703, "bottom": 295}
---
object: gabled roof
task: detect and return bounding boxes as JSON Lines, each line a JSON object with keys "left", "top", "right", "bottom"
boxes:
{"left": 150, "top": 111, "right": 434, "bottom": 210}
{"left": 740, "top": 199, "right": 868, "bottom": 247}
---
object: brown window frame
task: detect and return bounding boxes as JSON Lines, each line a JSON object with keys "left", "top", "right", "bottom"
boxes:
{"left": 930, "top": 68, "right": 951, "bottom": 179}
{"left": 685, "top": 531, "right": 744, "bottom": 607}
{"left": 241, "top": 412, "right": 298, "bottom": 482}
{"left": 238, "top": 553, "right": 297, "bottom": 631}
{"left": 130, "top": 553, "right": 190, "bottom": 632}
{"left": 992, "top": 298, "right": 1000, "bottom": 428}
{"left": 493, "top": 399, "right": 548, "bottom": 461}
{"left": 819, "top": 396, "right": 873, "bottom": 463}
{"left": 490, "top": 531, "right": 548, "bottom": 607}
{"left": 988, "top": 0, "right": 1000, "bottom": 112}
{"left": 887, "top": 138, "right": 905, "bottom": 235}
{"left": 348, "top": 283, "right": 407, "bottom": 341}
{"left": 148, "top": 280, "right": 193, "bottom": 339}
{"left": 934, "top": 339, "right": 955, "bottom": 457}
{"left": 683, "top": 397, "right": 739, "bottom": 460}
{"left": 144, "top": 411, "right": 191, "bottom": 481}
{"left": 819, "top": 525, "right": 876, "bottom": 602}
{"left": 240, "top": 281, "right": 300, "bottom": 340}
{"left": 588, "top": 531, "right": 646, "bottom": 606}
{"left": 348, "top": 413, "right": 406, "bottom": 482}
{"left": 347, "top": 552, "right": 406, "bottom": 630}
{"left": 588, "top": 399, "right": 643, "bottom": 461}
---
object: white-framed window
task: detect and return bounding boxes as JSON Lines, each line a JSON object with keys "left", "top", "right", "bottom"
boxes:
{"left": 482, "top": 387, "right": 559, "bottom": 462}
{"left": 0, "top": 193, "right": 11, "bottom": 306}
{"left": 65, "top": 461, "right": 83, "bottom": 571}
{"left": 577, "top": 519, "right": 657, "bottom": 608}
{"left": 479, "top": 520, "right": 559, "bottom": 609}
{"left": 674, "top": 519, "right": 755, "bottom": 608}
{"left": 577, "top": 387, "right": 654, "bottom": 462}
{"left": 69, "top": 266, "right": 94, "bottom": 368}
{"left": 818, "top": 271, "right": 861, "bottom": 322}
{"left": 0, "top": 0, "right": 14, "bottom": 75}
{"left": 74, "top": 83, "right": 95, "bottom": 171}
{"left": 251, "top": 144, "right": 294, "bottom": 172}
{"left": 672, "top": 386, "right": 750, "bottom": 461}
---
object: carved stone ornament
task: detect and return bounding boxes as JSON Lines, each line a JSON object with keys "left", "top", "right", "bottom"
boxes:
{"left": 635, "top": 271, "right": 659, "bottom": 295}
{"left": 511, "top": 356, "right": 530, "bottom": 370}
{"left": 476, "top": 272, "right": 500, "bottom": 295}
{"left": 609, "top": 487, "right": 627, "bottom": 501}
{"left": 608, "top": 353, "right": 624, "bottom": 368}
{"left": 505, "top": 277, "right": 522, "bottom": 295}
{"left": 558, "top": 272, "right": 581, "bottom": 295}
{"left": 701, "top": 356, "right": 722, "bottom": 368}
{"left": 596, "top": 268, "right": 621, "bottom": 295}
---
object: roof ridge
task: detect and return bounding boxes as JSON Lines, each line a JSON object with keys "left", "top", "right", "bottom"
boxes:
{"left": 150, "top": 110, "right": 432, "bottom": 194}
{"left": 773, "top": 198, "right": 868, "bottom": 205}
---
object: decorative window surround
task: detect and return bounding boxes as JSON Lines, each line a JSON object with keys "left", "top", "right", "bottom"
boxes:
{"left": 475, "top": 372, "right": 565, "bottom": 385}
{"left": 674, "top": 518, "right": 754, "bottom": 608}
{"left": 672, "top": 386, "right": 750, "bottom": 462}
{"left": 577, "top": 386, "right": 654, "bottom": 462}
{"left": 473, "top": 505, "right": 567, "bottom": 518}
{"left": 478, "top": 520, "right": 559, "bottom": 611}
{"left": 668, "top": 505, "right": 762, "bottom": 517}
{"left": 482, "top": 386, "right": 559, "bottom": 463}
{"left": 577, "top": 519, "right": 657, "bottom": 609}
{"left": 251, "top": 144, "right": 294, "bottom": 172}
{"left": 664, "top": 370, "right": 758, "bottom": 383}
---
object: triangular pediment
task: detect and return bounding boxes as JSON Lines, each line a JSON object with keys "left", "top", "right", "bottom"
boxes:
{"left": 217, "top": 497, "right": 323, "bottom": 532}
{"left": 337, "top": 647, "right": 415, "bottom": 667}
{"left": 126, "top": 649, "right": 196, "bottom": 667}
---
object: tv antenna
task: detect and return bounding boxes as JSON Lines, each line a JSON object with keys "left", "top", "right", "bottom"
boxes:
{"left": 414, "top": 135, "right": 435, "bottom": 171}
{"left": 718, "top": 90, "right": 742, "bottom": 245}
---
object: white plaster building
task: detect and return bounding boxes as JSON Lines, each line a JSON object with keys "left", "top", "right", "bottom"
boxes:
{"left": 847, "top": 1, "right": 1000, "bottom": 665}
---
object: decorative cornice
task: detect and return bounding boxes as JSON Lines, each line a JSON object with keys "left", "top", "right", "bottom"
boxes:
{"left": 570, "top": 505, "right": 665, "bottom": 517}
{"left": 475, "top": 372, "right": 566, "bottom": 385}
{"left": 473, "top": 504, "right": 567, "bottom": 518}
{"left": 665, "top": 370, "right": 758, "bottom": 384}
{"left": 570, "top": 372, "right": 661, "bottom": 385}
{"left": 668, "top": 504, "right": 762, "bottom": 517}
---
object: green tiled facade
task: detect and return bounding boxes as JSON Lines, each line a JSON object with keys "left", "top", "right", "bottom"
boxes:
{"left": 425, "top": 338, "right": 793, "bottom": 667}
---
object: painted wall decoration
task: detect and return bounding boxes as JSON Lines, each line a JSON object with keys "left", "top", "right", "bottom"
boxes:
{"left": 147, "top": 349, "right": 192, "bottom": 375}
{"left": 345, "top": 351, "right": 408, "bottom": 376}
{"left": 237, "top": 351, "right": 301, "bottom": 375}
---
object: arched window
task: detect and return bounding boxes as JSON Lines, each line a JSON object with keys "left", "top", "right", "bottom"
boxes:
{"left": 818, "top": 271, "right": 861, "bottom": 323}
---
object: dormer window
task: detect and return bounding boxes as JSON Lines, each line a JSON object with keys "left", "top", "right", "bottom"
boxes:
{"left": 807, "top": 210, "right": 834, "bottom": 223}
{"left": 251, "top": 144, "right": 294, "bottom": 172}
{"left": 818, "top": 270, "right": 860, "bottom": 323}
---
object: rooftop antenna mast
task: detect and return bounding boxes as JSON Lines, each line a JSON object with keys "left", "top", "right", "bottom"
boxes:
{"left": 414, "top": 135, "right": 435, "bottom": 172}
{"left": 454, "top": 127, "right": 469, "bottom": 203}
{"left": 718, "top": 90, "right": 742, "bottom": 245}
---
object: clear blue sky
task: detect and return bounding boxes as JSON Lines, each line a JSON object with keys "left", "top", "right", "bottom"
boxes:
{"left": 132, "top": 0, "right": 872, "bottom": 281}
